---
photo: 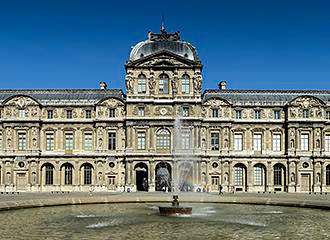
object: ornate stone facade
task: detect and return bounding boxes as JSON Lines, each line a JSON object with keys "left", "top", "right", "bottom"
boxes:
{"left": 0, "top": 29, "right": 330, "bottom": 193}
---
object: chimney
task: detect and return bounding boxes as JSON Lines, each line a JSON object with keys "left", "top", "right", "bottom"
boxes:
{"left": 99, "top": 82, "right": 107, "bottom": 90}
{"left": 219, "top": 81, "right": 227, "bottom": 90}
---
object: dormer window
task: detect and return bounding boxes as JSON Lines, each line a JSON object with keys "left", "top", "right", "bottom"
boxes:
{"left": 66, "top": 110, "right": 72, "bottom": 119}
{"left": 181, "top": 74, "right": 190, "bottom": 94}
{"left": 85, "top": 110, "right": 92, "bottom": 119}
{"left": 236, "top": 110, "right": 242, "bottom": 119}
{"left": 109, "top": 109, "right": 115, "bottom": 118}
{"left": 274, "top": 110, "right": 281, "bottom": 120}
{"left": 255, "top": 110, "right": 261, "bottom": 119}
{"left": 212, "top": 109, "right": 219, "bottom": 118}
{"left": 47, "top": 110, "right": 53, "bottom": 119}
{"left": 303, "top": 109, "right": 309, "bottom": 119}
{"left": 19, "top": 109, "right": 26, "bottom": 118}
{"left": 138, "top": 107, "right": 145, "bottom": 116}
{"left": 138, "top": 74, "right": 146, "bottom": 93}
{"left": 159, "top": 74, "right": 169, "bottom": 94}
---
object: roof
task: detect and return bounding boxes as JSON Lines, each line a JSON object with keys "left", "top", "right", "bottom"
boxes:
{"left": 0, "top": 89, "right": 124, "bottom": 106}
{"left": 203, "top": 89, "right": 330, "bottom": 106}
{"left": 129, "top": 30, "right": 200, "bottom": 62}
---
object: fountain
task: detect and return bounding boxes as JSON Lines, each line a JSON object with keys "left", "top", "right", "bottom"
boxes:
{"left": 157, "top": 116, "right": 195, "bottom": 216}
{"left": 158, "top": 195, "right": 192, "bottom": 216}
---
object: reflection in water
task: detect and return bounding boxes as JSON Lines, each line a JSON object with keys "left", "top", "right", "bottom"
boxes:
{"left": 0, "top": 203, "right": 329, "bottom": 240}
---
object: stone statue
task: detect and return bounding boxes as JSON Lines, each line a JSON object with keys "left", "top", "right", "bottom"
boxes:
{"left": 148, "top": 76, "right": 156, "bottom": 94}
{"left": 126, "top": 75, "right": 133, "bottom": 94}
{"left": 193, "top": 73, "right": 202, "bottom": 93}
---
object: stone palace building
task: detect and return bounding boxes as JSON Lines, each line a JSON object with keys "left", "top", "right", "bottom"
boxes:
{"left": 1, "top": 29, "right": 330, "bottom": 193}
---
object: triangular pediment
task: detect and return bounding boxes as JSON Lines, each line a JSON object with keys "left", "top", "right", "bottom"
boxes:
{"left": 127, "top": 50, "right": 200, "bottom": 68}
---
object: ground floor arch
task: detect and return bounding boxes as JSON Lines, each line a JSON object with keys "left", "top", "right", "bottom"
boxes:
{"left": 273, "top": 163, "right": 286, "bottom": 192}
{"left": 155, "top": 162, "right": 172, "bottom": 191}
{"left": 134, "top": 162, "right": 148, "bottom": 191}
{"left": 233, "top": 163, "right": 247, "bottom": 192}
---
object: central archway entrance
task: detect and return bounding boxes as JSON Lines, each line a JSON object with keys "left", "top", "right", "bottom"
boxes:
{"left": 134, "top": 163, "right": 148, "bottom": 191}
{"left": 155, "top": 162, "right": 172, "bottom": 191}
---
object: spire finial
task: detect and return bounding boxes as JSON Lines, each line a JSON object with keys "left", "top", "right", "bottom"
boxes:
{"left": 160, "top": 15, "right": 165, "bottom": 32}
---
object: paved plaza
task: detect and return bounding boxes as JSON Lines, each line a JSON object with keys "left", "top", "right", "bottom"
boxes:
{"left": 0, "top": 192, "right": 329, "bottom": 211}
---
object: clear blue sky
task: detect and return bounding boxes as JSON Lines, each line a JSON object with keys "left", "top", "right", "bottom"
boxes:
{"left": 1, "top": 0, "right": 330, "bottom": 91}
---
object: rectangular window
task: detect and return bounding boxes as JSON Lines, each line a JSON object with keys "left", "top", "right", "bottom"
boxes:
{"left": 64, "top": 132, "right": 74, "bottom": 150}
{"left": 272, "top": 134, "right": 281, "bottom": 151}
{"left": 303, "top": 109, "right": 309, "bottom": 119}
{"left": 182, "top": 107, "right": 189, "bottom": 117}
{"left": 109, "top": 176, "right": 116, "bottom": 185}
{"left": 66, "top": 110, "right": 73, "bottom": 119}
{"left": 327, "top": 111, "right": 330, "bottom": 120}
{"left": 109, "top": 109, "right": 115, "bottom": 118}
{"left": 108, "top": 132, "right": 116, "bottom": 150}
{"left": 84, "top": 132, "right": 93, "bottom": 151}
{"left": 137, "top": 132, "right": 146, "bottom": 150}
{"left": 159, "top": 79, "right": 169, "bottom": 94}
{"left": 19, "top": 109, "right": 26, "bottom": 118}
{"left": 236, "top": 110, "right": 242, "bottom": 119}
{"left": 253, "top": 134, "right": 262, "bottom": 151}
{"left": 181, "top": 131, "right": 191, "bottom": 150}
{"left": 181, "top": 78, "right": 190, "bottom": 94}
{"left": 274, "top": 110, "right": 281, "bottom": 120}
{"left": 234, "top": 133, "right": 243, "bottom": 151}
{"left": 325, "top": 135, "right": 330, "bottom": 152}
{"left": 138, "top": 107, "right": 145, "bottom": 117}
{"left": 138, "top": 78, "right": 146, "bottom": 93}
{"left": 18, "top": 132, "right": 27, "bottom": 150}
{"left": 211, "top": 132, "right": 219, "bottom": 150}
{"left": 211, "top": 176, "right": 219, "bottom": 186}
{"left": 255, "top": 110, "right": 261, "bottom": 119}
{"left": 212, "top": 109, "right": 219, "bottom": 118}
{"left": 47, "top": 110, "right": 53, "bottom": 119}
{"left": 301, "top": 133, "right": 309, "bottom": 151}
{"left": 46, "top": 133, "right": 54, "bottom": 151}
{"left": 85, "top": 110, "right": 92, "bottom": 119}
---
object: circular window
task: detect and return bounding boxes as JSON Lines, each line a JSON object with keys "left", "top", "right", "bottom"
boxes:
{"left": 18, "top": 162, "right": 25, "bottom": 168}
{"left": 212, "top": 162, "right": 219, "bottom": 168}
{"left": 303, "top": 162, "right": 309, "bottom": 168}
{"left": 109, "top": 162, "right": 115, "bottom": 168}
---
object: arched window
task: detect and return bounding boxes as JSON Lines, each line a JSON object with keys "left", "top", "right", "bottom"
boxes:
{"left": 254, "top": 164, "right": 265, "bottom": 186}
{"left": 45, "top": 164, "right": 54, "bottom": 185}
{"left": 159, "top": 74, "right": 169, "bottom": 94}
{"left": 138, "top": 74, "right": 146, "bottom": 93}
{"left": 326, "top": 165, "right": 330, "bottom": 185}
{"left": 234, "top": 165, "right": 244, "bottom": 185}
{"left": 156, "top": 129, "right": 171, "bottom": 150}
{"left": 63, "top": 163, "right": 73, "bottom": 185}
{"left": 274, "top": 164, "right": 285, "bottom": 186}
{"left": 83, "top": 164, "right": 93, "bottom": 185}
{"left": 181, "top": 74, "right": 190, "bottom": 94}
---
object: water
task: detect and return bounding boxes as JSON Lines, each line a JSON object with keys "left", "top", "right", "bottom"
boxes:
{"left": 0, "top": 203, "right": 329, "bottom": 239}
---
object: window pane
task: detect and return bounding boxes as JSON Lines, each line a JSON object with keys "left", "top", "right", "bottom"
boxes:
{"left": 234, "top": 134, "right": 243, "bottom": 151}
{"left": 46, "top": 133, "right": 54, "bottom": 151}
{"left": 108, "top": 132, "right": 116, "bottom": 150}
{"left": 84, "top": 132, "right": 93, "bottom": 151}
{"left": 253, "top": 134, "right": 262, "bottom": 151}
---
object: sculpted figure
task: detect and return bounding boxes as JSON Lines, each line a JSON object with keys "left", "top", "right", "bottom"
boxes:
{"left": 148, "top": 76, "right": 156, "bottom": 94}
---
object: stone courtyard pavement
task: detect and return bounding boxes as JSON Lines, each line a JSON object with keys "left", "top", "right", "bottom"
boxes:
{"left": 0, "top": 191, "right": 329, "bottom": 211}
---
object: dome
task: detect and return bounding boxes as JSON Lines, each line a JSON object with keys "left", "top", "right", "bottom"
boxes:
{"left": 129, "top": 30, "right": 200, "bottom": 62}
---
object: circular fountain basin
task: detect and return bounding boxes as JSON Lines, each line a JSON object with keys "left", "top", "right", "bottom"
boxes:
{"left": 159, "top": 206, "right": 192, "bottom": 216}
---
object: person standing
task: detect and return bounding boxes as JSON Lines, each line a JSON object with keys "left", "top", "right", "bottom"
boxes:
{"left": 218, "top": 184, "right": 223, "bottom": 195}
